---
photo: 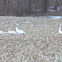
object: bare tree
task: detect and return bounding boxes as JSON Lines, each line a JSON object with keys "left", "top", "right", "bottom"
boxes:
{"left": 28, "top": 0, "right": 31, "bottom": 14}
{"left": 54, "top": 0, "right": 59, "bottom": 10}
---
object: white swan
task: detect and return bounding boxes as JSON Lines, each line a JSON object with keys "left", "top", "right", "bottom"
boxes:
{"left": 58, "top": 24, "right": 62, "bottom": 34}
{"left": 8, "top": 28, "right": 17, "bottom": 34}
{"left": 15, "top": 23, "right": 26, "bottom": 35}
{"left": 0, "top": 31, "right": 7, "bottom": 34}
{"left": 8, "top": 26, "right": 17, "bottom": 34}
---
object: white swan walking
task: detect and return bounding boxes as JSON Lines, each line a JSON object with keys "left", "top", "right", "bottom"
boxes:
{"left": 15, "top": 23, "right": 26, "bottom": 35}
{"left": 58, "top": 24, "right": 62, "bottom": 34}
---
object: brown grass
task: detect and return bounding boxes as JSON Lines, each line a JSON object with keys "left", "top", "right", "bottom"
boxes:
{"left": 0, "top": 16, "right": 62, "bottom": 62}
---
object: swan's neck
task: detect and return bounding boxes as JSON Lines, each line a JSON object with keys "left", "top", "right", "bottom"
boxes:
{"left": 16, "top": 23, "right": 19, "bottom": 31}
{"left": 9, "top": 25, "right": 11, "bottom": 31}
{"left": 16, "top": 27, "right": 19, "bottom": 31}
{"left": 59, "top": 24, "right": 61, "bottom": 32}
{"left": 8, "top": 29, "right": 10, "bottom": 31}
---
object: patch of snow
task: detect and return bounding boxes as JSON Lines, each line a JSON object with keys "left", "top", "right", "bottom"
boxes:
{"left": 57, "top": 6, "right": 62, "bottom": 11}
{"left": 47, "top": 9, "right": 56, "bottom": 12}
{"left": 36, "top": 9, "right": 41, "bottom": 12}
{"left": 49, "top": 16, "right": 62, "bottom": 19}
{"left": 50, "top": 6, "right": 54, "bottom": 9}
{"left": 33, "top": 8, "right": 42, "bottom": 12}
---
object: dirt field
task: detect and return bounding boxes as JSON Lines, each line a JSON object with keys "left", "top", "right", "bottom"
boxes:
{"left": 0, "top": 16, "right": 62, "bottom": 62}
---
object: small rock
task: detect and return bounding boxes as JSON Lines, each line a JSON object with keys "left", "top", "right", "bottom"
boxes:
{"left": 36, "top": 41, "right": 42, "bottom": 47}
{"left": 51, "top": 53, "right": 55, "bottom": 57}
{"left": 0, "top": 57, "right": 3, "bottom": 60}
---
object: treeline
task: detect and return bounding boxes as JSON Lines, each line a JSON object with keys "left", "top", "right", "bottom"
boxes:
{"left": 0, "top": 0, "right": 62, "bottom": 16}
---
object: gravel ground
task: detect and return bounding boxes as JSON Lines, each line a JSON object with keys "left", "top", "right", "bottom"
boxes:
{"left": 0, "top": 16, "right": 62, "bottom": 62}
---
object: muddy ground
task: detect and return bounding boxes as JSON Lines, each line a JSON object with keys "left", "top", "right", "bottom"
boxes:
{"left": 0, "top": 16, "right": 62, "bottom": 62}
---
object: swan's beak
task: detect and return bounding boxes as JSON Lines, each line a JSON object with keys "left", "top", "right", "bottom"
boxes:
{"left": 14, "top": 23, "right": 19, "bottom": 26}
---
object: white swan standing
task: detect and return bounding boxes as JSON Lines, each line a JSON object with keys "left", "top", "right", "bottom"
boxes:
{"left": 15, "top": 23, "right": 26, "bottom": 35}
{"left": 58, "top": 24, "right": 62, "bottom": 34}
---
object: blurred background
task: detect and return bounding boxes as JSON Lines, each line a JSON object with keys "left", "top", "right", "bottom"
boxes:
{"left": 0, "top": 0, "right": 62, "bottom": 16}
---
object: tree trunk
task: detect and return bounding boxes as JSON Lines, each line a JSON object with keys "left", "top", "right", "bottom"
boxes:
{"left": 28, "top": 0, "right": 31, "bottom": 14}
{"left": 54, "top": 0, "right": 58, "bottom": 10}
{"left": 42, "top": 0, "right": 48, "bottom": 13}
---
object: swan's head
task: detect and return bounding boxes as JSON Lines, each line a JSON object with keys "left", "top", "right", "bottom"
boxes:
{"left": 8, "top": 28, "right": 10, "bottom": 32}
{"left": 14, "top": 23, "right": 19, "bottom": 27}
